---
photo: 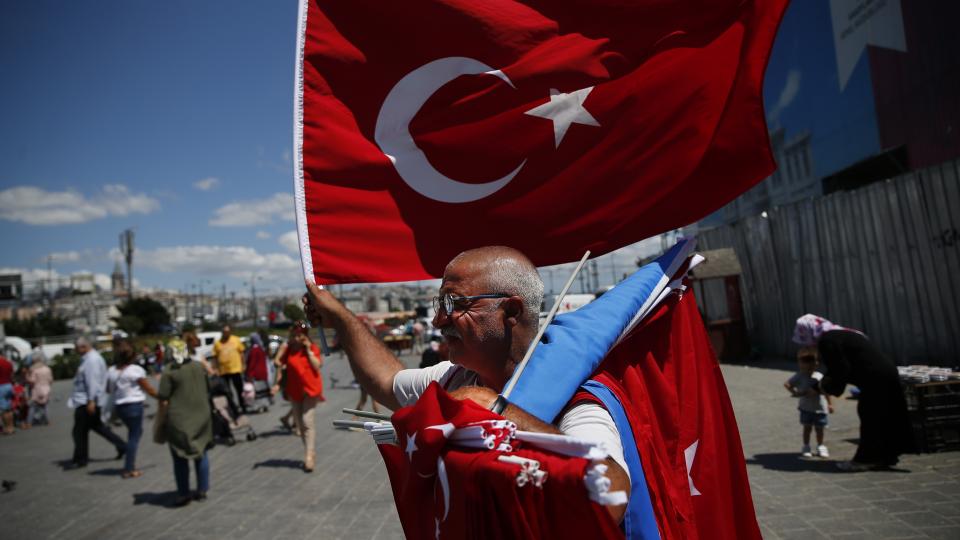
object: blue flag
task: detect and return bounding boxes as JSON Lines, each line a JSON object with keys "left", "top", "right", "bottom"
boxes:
{"left": 505, "top": 238, "right": 696, "bottom": 423}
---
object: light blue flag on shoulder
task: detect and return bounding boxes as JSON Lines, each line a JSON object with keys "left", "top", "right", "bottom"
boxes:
{"left": 505, "top": 237, "right": 697, "bottom": 424}
{"left": 504, "top": 237, "right": 697, "bottom": 540}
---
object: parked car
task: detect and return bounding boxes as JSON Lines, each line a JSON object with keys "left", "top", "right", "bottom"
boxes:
{"left": 195, "top": 331, "right": 222, "bottom": 360}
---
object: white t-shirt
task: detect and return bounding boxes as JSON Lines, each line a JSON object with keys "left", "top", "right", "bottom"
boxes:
{"left": 113, "top": 364, "right": 148, "bottom": 405}
{"left": 393, "top": 361, "right": 630, "bottom": 480}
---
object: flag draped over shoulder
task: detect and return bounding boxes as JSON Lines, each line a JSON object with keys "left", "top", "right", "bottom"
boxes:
{"left": 506, "top": 238, "right": 757, "bottom": 539}
{"left": 294, "top": 0, "right": 788, "bottom": 284}
{"left": 380, "top": 383, "right": 622, "bottom": 540}
{"left": 578, "top": 289, "right": 761, "bottom": 540}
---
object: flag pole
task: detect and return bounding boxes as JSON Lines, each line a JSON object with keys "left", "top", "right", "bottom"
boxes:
{"left": 313, "top": 286, "right": 332, "bottom": 355}
{"left": 501, "top": 251, "right": 590, "bottom": 399}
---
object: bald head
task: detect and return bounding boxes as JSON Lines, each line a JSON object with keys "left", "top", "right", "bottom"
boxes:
{"left": 446, "top": 246, "right": 543, "bottom": 328}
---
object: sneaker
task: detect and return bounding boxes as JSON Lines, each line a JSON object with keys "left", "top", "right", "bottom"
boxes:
{"left": 816, "top": 444, "right": 829, "bottom": 458}
{"left": 801, "top": 445, "right": 812, "bottom": 457}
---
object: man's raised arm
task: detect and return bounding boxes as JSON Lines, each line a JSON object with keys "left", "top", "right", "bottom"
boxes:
{"left": 302, "top": 282, "right": 404, "bottom": 410}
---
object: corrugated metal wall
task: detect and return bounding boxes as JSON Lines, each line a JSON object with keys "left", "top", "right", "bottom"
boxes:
{"left": 698, "top": 159, "right": 960, "bottom": 365}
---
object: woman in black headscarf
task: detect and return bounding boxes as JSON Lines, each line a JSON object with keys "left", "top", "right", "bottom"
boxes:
{"left": 792, "top": 314, "right": 913, "bottom": 471}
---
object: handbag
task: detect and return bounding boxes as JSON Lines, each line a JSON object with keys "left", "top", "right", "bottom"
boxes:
{"left": 152, "top": 401, "right": 168, "bottom": 444}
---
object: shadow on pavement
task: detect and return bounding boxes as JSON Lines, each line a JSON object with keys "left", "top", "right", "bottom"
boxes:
{"left": 88, "top": 468, "right": 125, "bottom": 476}
{"left": 132, "top": 491, "right": 181, "bottom": 508}
{"left": 252, "top": 458, "right": 301, "bottom": 470}
{"left": 89, "top": 464, "right": 156, "bottom": 477}
{"left": 253, "top": 429, "right": 292, "bottom": 440}
{"left": 746, "top": 453, "right": 843, "bottom": 473}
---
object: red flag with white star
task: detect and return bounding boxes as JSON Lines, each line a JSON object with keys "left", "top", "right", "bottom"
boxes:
{"left": 577, "top": 287, "right": 760, "bottom": 539}
{"left": 294, "top": 0, "right": 788, "bottom": 283}
{"left": 379, "top": 383, "right": 621, "bottom": 539}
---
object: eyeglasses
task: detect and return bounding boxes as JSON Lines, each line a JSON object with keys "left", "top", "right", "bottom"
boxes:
{"left": 432, "top": 293, "right": 510, "bottom": 315}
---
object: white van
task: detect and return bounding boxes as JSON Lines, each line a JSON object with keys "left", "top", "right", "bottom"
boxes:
{"left": 195, "top": 331, "right": 222, "bottom": 360}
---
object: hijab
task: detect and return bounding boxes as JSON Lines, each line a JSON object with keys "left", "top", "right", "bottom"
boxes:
{"left": 792, "top": 314, "right": 863, "bottom": 346}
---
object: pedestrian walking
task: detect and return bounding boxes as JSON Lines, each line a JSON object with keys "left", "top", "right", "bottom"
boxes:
{"left": 109, "top": 338, "right": 158, "bottom": 478}
{"left": 244, "top": 333, "right": 269, "bottom": 383}
{"left": 271, "top": 321, "right": 324, "bottom": 472}
{"left": 158, "top": 332, "right": 213, "bottom": 506}
{"left": 213, "top": 325, "right": 246, "bottom": 414}
{"left": 26, "top": 355, "right": 53, "bottom": 426}
{"left": 0, "top": 352, "right": 15, "bottom": 435}
{"left": 12, "top": 366, "right": 29, "bottom": 429}
{"left": 66, "top": 337, "right": 126, "bottom": 469}
{"left": 792, "top": 314, "right": 913, "bottom": 471}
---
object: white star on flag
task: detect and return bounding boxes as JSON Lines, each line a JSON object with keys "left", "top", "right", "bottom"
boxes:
{"left": 426, "top": 422, "right": 455, "bottom": 438}
{"left": 684, "top": 439, "right": 701, "bottom": 496}
{"left": 405, "top": 433, "right": 419, "bottom": 461}
{"left": 524, "top": 87, "right": 600, "bottom": 147}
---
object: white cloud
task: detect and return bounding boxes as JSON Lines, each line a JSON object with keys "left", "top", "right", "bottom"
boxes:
{"left": 278, "top": 230, "right": 300, "bottom": 254}
{"left": 0, "top": 267, "right": 119, "bottom": 293}
{"left": 209, "top": 192, "right": 294, "bottom": 227}
{"left": 0, "top": 184, "right": 161, "bottom": 225}
{"left": 256, "top": 231, "right": 272, "bottom": 239}
{"left": 130, "top": 245, "right": 300, "bottom": 279}
{"left": 767, "top": 69, "right": 801, "bottom": 125}
{"left": 193, "top": 177, "right": 220, "bottom": 191}
{"left": 46, "top": 250, "right": 81, "bottom": 262}
{"left": 256, "top": 148, "right": 293, "bottom": 173}
{"left": 43, "top": 248, "right": 106, "bottom": 264}
{"left": 93, "top": 273, "right": 112, "bottom": 291}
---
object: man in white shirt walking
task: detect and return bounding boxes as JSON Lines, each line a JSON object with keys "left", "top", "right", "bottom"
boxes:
{"left": 66, "top": 337, "right": 126, "bottom": 469}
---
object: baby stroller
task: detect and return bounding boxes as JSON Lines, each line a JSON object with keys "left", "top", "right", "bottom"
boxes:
{"left": 209, "top": 376, "right": 257, "bottom": 445}
{"left": 243, "top": 379, "right": 273, "bottom": 414}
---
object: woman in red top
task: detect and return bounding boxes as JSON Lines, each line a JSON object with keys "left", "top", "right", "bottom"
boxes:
{"left": 244, "top": 333, "right": 269, "bottom": 382}
{"left": 271, "top": 322, "right": 324, "bottom": 472}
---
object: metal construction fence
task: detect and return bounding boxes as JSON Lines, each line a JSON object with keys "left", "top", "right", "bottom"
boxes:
{"left": 697, "top": 158, "right": 960, "bottom": 366}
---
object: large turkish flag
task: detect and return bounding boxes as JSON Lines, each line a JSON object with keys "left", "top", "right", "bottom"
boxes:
{"left": 295, "top": 0, "right": 788, "bottom": 283}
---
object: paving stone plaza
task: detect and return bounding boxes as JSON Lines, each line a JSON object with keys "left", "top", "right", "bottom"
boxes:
{"left": 1, "top": 352, "right": 958, "bottom": 539}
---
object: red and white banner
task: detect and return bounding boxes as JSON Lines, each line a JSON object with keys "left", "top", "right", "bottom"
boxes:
{"left": 380, "top": 382, "right": 621, "bottom": 539}
{"left": 294, "top": 0, "right": 788, "bottom": 283}
{"left": 583, "top": 288, "right": 761, "bottom": 539}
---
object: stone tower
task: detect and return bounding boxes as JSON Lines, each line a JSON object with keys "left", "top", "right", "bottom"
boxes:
{"left": 111, "top": 261, "right": 125, "bottom": 295}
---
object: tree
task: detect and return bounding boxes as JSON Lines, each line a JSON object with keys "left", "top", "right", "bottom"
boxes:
{"left": 283, "top": 303, "right": 306, "bottom": 322}
{"left": 114, "top": 315, "right": 144, "bottom": 335}
{"left": 115, "top": 297, "right": 170, "bottom": 334}
{"left": 2, "top": 312, "right": 69, "bottom": 338}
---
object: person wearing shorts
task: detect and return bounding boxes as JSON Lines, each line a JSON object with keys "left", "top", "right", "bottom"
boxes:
{"left": 785, "top": 352, "right": 834, "bottom": 457}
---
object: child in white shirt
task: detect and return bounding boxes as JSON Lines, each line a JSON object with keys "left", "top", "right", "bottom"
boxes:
{"left": 784, "top": 350, "right": 834, "bottom": 457}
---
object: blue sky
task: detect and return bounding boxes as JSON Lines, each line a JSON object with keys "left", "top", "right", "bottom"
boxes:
{"left": 0, "top": 1, "right": 879, "bottom": 298}
{"left": 0, "top": 1, "right": 307, "bottom": 296}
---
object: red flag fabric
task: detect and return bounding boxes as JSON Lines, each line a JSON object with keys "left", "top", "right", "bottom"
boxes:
{"left": 380, "top": 382, "right": 622, "bottom": 540}
{"left": 577, "top": 288, "right": 759, "bottom": 539}
{"left": 294, "top": 0, "right": 788, "bottom": 284}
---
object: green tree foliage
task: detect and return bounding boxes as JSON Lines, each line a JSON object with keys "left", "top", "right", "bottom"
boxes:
{"left": 2, "top": 312, "right": 69, "bottom": 338}
{"left": 115, "top": 297, "right": 170, "bottom": 334}
{"left": 115, "top": 315, "right": 144, "bottom": 335}
{"left": 283, "top": 303, "right": 306, "bottom": 322}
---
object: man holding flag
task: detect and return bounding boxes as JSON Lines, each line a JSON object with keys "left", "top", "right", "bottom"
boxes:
{"left": 294, "top": 0, "right": 789, "bottom": 536}
{"left": 302, "top": 245, "right": 632, "bottom": 523}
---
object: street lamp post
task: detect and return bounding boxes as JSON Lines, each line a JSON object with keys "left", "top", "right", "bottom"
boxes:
{"left": 244, "top": 275, "right": 263, "bottom": 328}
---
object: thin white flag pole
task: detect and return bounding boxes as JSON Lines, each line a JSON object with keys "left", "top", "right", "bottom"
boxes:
{"left": 501, "top": 251, "right": 590, "bottom": 399}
